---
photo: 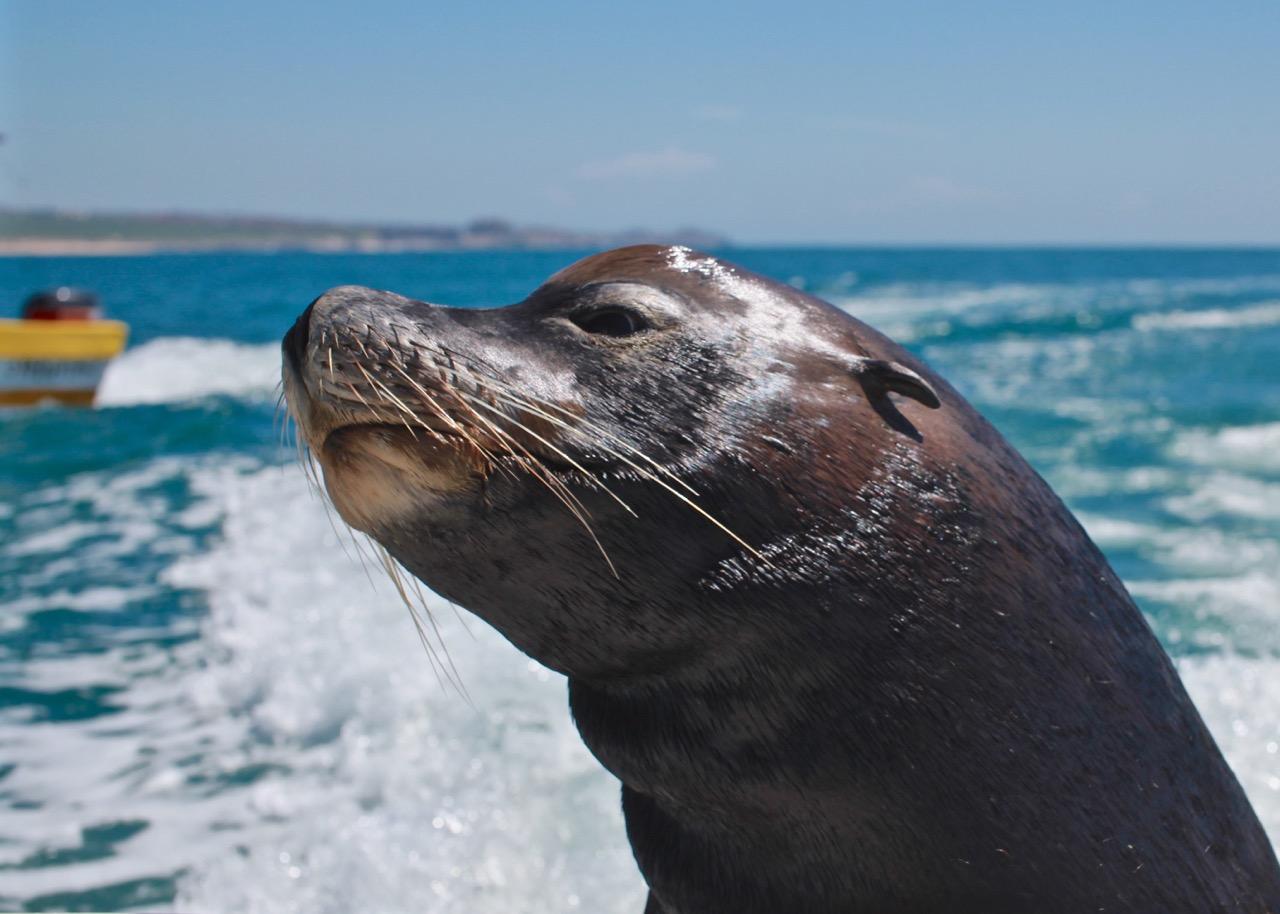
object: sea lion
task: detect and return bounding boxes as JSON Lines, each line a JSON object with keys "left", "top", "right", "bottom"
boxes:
{"left": 282, "top": 245, "right": 1280, "bottom": 913}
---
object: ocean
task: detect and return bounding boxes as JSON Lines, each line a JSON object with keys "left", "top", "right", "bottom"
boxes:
{"left": 2, "top": 247, "right": 1279, "bottom": 912}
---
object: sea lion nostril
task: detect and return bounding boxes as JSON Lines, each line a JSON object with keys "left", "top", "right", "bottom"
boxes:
{"left": 283, "top": 298, "right": 319, "bottom": 372}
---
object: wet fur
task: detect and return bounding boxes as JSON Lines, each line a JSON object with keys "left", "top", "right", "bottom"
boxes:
{"left": 283, "top": 246, "right": 1280, "bottom": 913}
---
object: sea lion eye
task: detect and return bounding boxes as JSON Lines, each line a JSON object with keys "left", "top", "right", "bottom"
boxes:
{"left": 572, "top": 306, "right": 648, "bottom": 337}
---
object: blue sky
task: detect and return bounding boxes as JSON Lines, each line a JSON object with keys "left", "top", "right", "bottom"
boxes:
{"left": 2, "top": 0, "right": 1278, "bottom": 243}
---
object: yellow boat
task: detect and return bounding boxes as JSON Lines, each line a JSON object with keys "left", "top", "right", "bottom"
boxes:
{"left": 0, "top": 289, "right": 129, "bottom": 406}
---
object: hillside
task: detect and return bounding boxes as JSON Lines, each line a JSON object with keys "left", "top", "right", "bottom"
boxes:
{"left": 0, "top": 208, "right": 729, "bottom": 255}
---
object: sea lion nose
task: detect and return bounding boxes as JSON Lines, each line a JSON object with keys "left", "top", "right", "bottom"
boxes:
{"left": 283, "top": 297, "right": 319, "bottom": 373}
{"left": 285, "top": 285, "right": 466, "bottom": 379}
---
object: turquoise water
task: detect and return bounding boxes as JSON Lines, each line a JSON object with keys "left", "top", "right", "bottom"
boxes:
{"left": 2, "top": 248, "right": 1279, "bottom": 911}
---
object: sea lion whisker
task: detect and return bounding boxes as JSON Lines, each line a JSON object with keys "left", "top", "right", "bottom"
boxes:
{"left": 330, "top": 500, "right": 385, "bottom": 595}
{"left": 286, "top": 406, "right": 325, "bottom": 498}
{"left": 273, "top": 386, "right": 288, "bottom": 446}
{"left": 376, "top": 542, "right": 454, "bottom": 692}
{"left": 395, "top": 350, "right": 759, "bottom": 567}
{"left": 403, "top": 338, "right": 700, "bottom": 498}
{"left": 415, "top": 370, "right": 566, "bottom": 480}
{"left": 354, "top": 363, "right": 428, "bottom": 442}
{"left": 482, "top": 385, "right": 712, "bottom": 511}
{"left": 449, "top": 389, "right": 621, "bottom": 578}
{"left": 396, "top": 352, "right": 765, "bottom": 572}
{"left": 402, "top": 593, "right": 463, "bottom": 695}
{"left": 381, "top": 362, "right": 510, "bottom": 476}
{"left": 401, "top": 359, "right": 744, "bottom": 577}
{"left": 332, "top": 508, "right": 380, "bottom": 588}
{"left": 285, "top": 389, "right": 460, "bottom": 681}
{"left": 276, "top": 399, "right": 290, "bottom": 452}
{"left": 448, "top": 389, "right": 613, "bottom": 518}
{"left": 443, "top": 595, "right": 476, "bottom": 640}
{"left": 377, "top": 543, "right": 471, "bottom": 702}
{"left": 345, "top": 526, "right": 404, "bottom": 614}
{"left": 473, "top": 386, "right": 768, "bottom": 566}
{"left": 476, "top": 375, "right": 700, "bottom": 498}
{"left": 404, "top": 594, "right": 452, "bottom": 692}
{"left": 340, "top": 379, "right": 404, "bottom": 434}
{"left": 445, "top": 389, "right": 572, "bottom": 493}
{"left": 405, "top": 573, "right": 476, "bottom": 642}
{"left": 386, "top": 354, "right": 596, "bottom": 546}
{"left": 460, "top": 395, "right": 639, "bottom": 519}
{"left": 282, "top": 398, "right": 387, "bottom": 596}
{"left": 419, "top": 375, "right": 618, "bottom": 571}
{"left": 372, "top": 354, "right": 492, "bottom": 451}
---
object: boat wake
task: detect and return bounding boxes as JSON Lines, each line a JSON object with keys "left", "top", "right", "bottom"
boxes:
{"left": 97, "top": 338, "right": 282, "bottom": 407}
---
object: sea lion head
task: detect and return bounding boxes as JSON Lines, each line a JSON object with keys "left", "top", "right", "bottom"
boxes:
{"left": 282, "top": 245, "right": 943, "bottom": 681}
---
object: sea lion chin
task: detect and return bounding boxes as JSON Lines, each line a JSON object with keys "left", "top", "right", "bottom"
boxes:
{"left": 282, "top": 245, "right": 1280, "bottom": 914}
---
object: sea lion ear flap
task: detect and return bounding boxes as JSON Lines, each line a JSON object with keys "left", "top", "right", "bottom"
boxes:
{"left": 849, "top": 358, "right": 941, "bottom": 409}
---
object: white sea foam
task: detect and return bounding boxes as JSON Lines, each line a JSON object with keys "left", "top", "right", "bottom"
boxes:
{"left": 833, "top": 273, "right": 1280, "bottom": 344}
{"left": 1168, "top": 473, "right": 1280, "bottom": 522}
{"left": 0, "top": 460, "right": 642, "bottom": 912}
{"left": 931, "top": 332, "right": 1123, "bottom": 411}
{"left": 1076, "top": 509, "right": 1280, "bottom": 653}
{"left": 1131, "top": 573, "right": 1280, "bottom": 623}
{"left": 1075, "top": 513, "right": 1164, "bottom": 548}
{"left": 2, "top": 584, "right": 158, "bottom": 617}
{"left": 168, "top": 464, "right": 643, "bottom": 913}
{"left": 833, "top": 282, "right": 1069, "bottom": 341}
{"left": 96, "top": 337, "right": 282, "bottom": 406}
{"left": 1046, "top": 456, "right": 1191, "bottom": 499}
{"left": 840, "top": 274, "right": 1280, "bottom": 324}
{"left": 1079, "top": 513, "right": 1280, "bottom": 576}
{"left": 1172, "top": 423, "right": 1280, "bottom": 475}
{"left": 837, "top": 281, "right": 1061, "bottom": 319}
{"left": 5, "top": 457, "right": 219, "bottom": 592}
{"left": 1133, "top": 300, "right": 1280, "bottom": 332}
{"left": 1127, "top": 275, "right": 1280, "bottom": 299}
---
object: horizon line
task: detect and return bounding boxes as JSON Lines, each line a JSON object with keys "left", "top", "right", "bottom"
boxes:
{"left": 3, "top": 205, "right": 1278, "bottom": 251}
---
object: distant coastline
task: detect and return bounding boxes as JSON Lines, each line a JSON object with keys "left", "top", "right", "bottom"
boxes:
{"left": 0, "top": 207, "right": 729, "bottom": 257}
